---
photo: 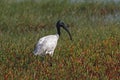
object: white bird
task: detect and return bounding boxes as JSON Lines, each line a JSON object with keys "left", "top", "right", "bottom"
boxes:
{"left": 33, "top": 20, "right": 72, "bottom": 57}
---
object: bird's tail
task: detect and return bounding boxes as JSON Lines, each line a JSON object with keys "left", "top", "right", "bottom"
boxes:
{"left": 33, "top": 49, "right": 38, "bottom": 55}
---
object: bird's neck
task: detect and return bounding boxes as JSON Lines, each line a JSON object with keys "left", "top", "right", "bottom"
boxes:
{"left": 57, "top": 27, "right": 60, "bottom": 36}
{"left": 56, "top": 34, "right": 59, "bottom": 38}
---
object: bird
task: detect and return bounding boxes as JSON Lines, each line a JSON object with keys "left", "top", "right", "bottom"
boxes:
{"left": 33, "top": 20, "right": 72, "bottom": 57}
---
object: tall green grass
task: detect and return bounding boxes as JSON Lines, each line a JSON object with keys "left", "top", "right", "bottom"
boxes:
{"left": 0, "top": 0, "right": 120, "bottom": 79}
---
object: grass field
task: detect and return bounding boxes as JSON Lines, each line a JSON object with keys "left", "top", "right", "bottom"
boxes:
{"left": 0, "top": 0, "right": 120, "bottom": 80}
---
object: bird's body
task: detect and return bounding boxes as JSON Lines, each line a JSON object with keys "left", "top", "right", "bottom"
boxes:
{"left": 33, "top": 34, "right": 59, "bottom": 56}
{"left": 33, "top": 20, "right": 72, "bottom": 57}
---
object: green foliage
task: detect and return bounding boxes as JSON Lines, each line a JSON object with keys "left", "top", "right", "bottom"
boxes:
{"left": 0, "top": 0, "right": 120, "bottom": 80}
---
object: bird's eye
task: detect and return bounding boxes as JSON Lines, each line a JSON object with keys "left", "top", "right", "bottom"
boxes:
{"left": 60, "top": 22, "right": 64, "bottom": 26}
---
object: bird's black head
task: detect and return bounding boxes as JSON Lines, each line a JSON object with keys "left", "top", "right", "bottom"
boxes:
{"left": 56, "top": 20, "right": 72, "bottom": 40}
{"left": 56, "top": 20, "right": 65, "bottom": 27}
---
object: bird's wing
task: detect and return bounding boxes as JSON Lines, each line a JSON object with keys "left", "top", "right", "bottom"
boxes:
{"left": 33, "top": 37, "right": 46, "bottom": 55}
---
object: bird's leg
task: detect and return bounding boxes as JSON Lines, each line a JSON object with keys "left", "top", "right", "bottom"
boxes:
{"left": 48, "top": 56, "right": 53, "bottom": 67}
{"left": 45, "top": 54, "right": 53, "bottom": 67}
{"left": 49, "top": 51, "right": 54, "bottom": 66}
{"left": 40, "top": 56, "right": 45, "bottom": 66}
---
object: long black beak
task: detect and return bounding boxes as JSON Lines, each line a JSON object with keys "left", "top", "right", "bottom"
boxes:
{"left": 62, "top": 25, "right": 72, "bottom": 40}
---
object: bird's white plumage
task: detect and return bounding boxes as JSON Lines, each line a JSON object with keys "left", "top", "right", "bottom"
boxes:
{"left": 33, "top": 34, "right": 59, "bottom": 56}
